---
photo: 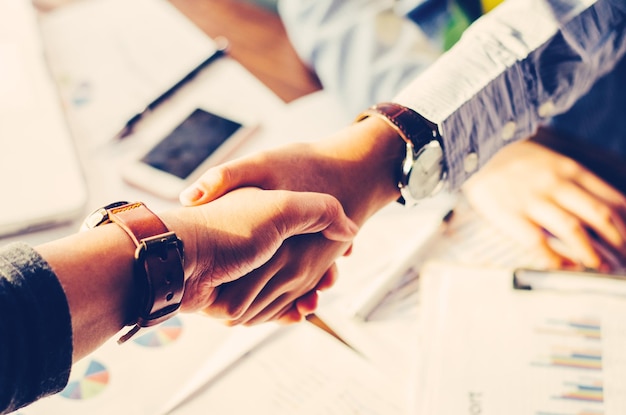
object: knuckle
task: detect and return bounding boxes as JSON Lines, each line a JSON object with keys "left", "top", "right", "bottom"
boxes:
{"left": 223, "top": 302, "right": 247, "bottom": 320}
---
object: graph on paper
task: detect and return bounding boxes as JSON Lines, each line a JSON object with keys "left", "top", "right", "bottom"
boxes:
{"left": 416, "top": 263, "right": 626, "bottom": 415}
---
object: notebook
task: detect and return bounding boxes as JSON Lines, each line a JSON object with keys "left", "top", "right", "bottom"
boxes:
{"left": 0, "top": 0, "right": 87, "bottom": 237}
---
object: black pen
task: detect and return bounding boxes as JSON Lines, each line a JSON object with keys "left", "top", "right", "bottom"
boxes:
{"left": 513, "top": 267, "right": 626, "bottom": 298}
{"left": 112, "top": 36, "right": 229, "bottom": 140}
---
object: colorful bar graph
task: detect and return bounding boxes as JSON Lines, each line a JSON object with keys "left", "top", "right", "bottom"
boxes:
{"left": 555, "top": 381, "right": 604, "bottom": 403}
{"left": 549, "top": 349, "right": 603, "bottom": 371}
{"left": 536, "top": 318, "right": 602, "bottom": 341}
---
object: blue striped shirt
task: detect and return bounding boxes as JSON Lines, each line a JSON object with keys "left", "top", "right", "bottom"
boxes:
{"left": 279, "top": 0, "right": 626, "bottom": 189}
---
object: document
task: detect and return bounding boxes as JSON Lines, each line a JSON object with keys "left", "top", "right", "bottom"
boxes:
{"left": 313, "top": 196, "right": 549, "bottom": 382}
{"left": 415, "top": 261, "right": 626, "bottom": 414}
{"left": 20, "top": 314, "right": 239, "bottom": 414}
{"left": 169, "top": 323, "right": 407, "bottom": 415}
{"left": 39, "top": 0, "right": 220, "bottom": 147}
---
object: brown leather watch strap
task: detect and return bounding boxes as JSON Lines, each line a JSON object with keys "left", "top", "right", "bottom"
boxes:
{"left": 107, "top": 202, "right": 185, "bottom": 344}
{"left": 354, "top": 102, "right": 438, "bottom": 148}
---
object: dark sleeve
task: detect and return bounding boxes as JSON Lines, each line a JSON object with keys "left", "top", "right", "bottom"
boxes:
{"left": 0, "top": 242, "right": 72, "bottom": 414}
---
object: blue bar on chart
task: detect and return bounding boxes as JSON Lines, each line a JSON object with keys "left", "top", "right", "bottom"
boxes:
{"left": 534, "top": 318, "right": 602, "bottom": 341}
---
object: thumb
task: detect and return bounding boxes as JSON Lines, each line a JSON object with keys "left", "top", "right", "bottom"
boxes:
{"left": 179, "top": 156, "right": 265, "bottom": 206}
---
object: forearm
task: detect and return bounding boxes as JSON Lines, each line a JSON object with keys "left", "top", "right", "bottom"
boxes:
{"left": 315, "top": 116, "right": 405, "bottom": 221}
{"left": 35, "top": 224, "right": 136, "bottom": 361}
{"left": 395, "top": 0, "right": 626, "bottom": 189}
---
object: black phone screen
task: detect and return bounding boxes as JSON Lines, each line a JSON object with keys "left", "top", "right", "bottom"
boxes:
{"left": 141, "top": 108, "right": 242, "bottom": 179}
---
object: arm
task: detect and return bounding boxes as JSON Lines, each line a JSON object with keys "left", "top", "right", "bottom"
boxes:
{"left": 181, "top": 0, "right": 626, "bottom": 313}
{"left": 0, "top": 188, "right": 357, "bottom": 414}
{"left": 395, "top": 0, "right": 626, "bottom": 188}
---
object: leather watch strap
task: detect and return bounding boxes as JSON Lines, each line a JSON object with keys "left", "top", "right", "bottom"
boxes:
{"left": 356, "top": 102, "right": 444, "bottom": 205}
{"left": 354, "top": 102, "right": 438, "bottom": 148}
{"left": 106, "top": 202, "right": 185, "bottom": 344}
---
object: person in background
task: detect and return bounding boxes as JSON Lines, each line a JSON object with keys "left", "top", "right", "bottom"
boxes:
{"left": 180, "top": 0, "right": 626, "bottom": 323}
{"left": 0, "top": 188, "right": 358, "bottom": 414}
{"left": 272, "top": 0, "right": 626, "bottom": 269}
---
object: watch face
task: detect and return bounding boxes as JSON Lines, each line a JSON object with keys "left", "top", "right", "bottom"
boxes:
{"left": 403, "top": 141, "right": 445, "bottom": 202}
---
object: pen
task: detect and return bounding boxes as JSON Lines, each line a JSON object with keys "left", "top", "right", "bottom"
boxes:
{"left": 351, "top": 209, "right": 454, "bottom": 321}
{"left": 112, "top": 36, "right": 229, "bottom": 140}
{"left": 513, "top": 267, "right": 626, "bottom": 298}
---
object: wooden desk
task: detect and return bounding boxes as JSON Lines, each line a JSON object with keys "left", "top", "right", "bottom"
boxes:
{"left": 169, "top": 0, "right": 322, "bottom": 103}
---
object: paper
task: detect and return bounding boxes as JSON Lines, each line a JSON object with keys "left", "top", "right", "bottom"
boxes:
{"left": 156, "top": 323, "right": 284, "bottom": 415}
{"left": 312, "top": 193, "right": 548, "bottom": 381}
{"left": 426, "top": 197, "right": 549, "bottom": 268}
{"left": 169, "top": 323, "right": 407, "bottom": 415}
{"left": 39, "top": 0, "right": 218, "bottom": 147}
{"left": 19, "top": 314, "right": 238, "bottom": 414}
{"left": 415, "top": 261, "right": 626, "bottom": 414}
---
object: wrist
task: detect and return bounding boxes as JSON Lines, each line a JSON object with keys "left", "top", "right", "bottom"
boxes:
{"left": 158, "top": 208, "right": 200, "bottom": 283}
{"left": 355, "top": 103, "right": 446, "bottom": 206}
{"left": 319, "top": 116, "right": 404, "bottom": 223}
{"left": 36, "top": 223, "right": 137, "bottom": 359}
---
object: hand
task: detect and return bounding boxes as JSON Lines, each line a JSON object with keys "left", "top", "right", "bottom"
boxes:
{"left": 160, "top": 187, "right": 359, "bottom": 315}
{"left": 462, "top": 139, "right": 626, "bottom": 270}
{"left": 178, "top": 117, "right": 405, "bottom": 323}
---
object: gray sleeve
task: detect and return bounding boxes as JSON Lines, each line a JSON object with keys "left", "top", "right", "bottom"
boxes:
{"left": 0, "top": 242, "right": 72, "bottom": 414}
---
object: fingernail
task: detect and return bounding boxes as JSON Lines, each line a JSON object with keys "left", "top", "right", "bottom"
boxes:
{"left": 179, "top": 186, "right": 204, "bottom": 205}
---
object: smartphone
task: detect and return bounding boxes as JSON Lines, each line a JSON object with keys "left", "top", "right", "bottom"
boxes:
{"left": 122, "top": 108, "right": 256, "bottom": 199}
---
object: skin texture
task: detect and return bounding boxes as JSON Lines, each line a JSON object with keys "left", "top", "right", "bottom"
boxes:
{"left": 180, "top": 117, "right": 405, "bottom": 324}
{"left": 35, "top": 188, "right": 358, "bottom": 361}
{"left": 180, "top": 122, "right": 626, "bottom": 321}
{"left": 462, "top": 138, "right": 626, "bottom": 271}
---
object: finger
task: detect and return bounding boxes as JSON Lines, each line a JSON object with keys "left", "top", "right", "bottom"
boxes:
{"left": 526, "top": 199, "right": 602, "bottom": 269}
{"left": 203, "top": 257, "right": 284, "bottom": 320}
{"left": 274, "top": 303, "right": 304, "bottom": 325}
{"left": 551, "top": 181, "right": 626, "bottom": 254}
{"left": 230, "top": 277, "right": 312, "bottom": 326}
{"left": 246, "top": 265, "right": 336, "bottom": 325}
{"left": 575, "top": 166, "right": 626, "bottom": 209}
{"left": 179, "top": 154, "right": 268, "bottom": 206}
{"left": 314, "top": 263, "right": 339, "bottom": 292}
{"left": 242, "top": 295, "right": 296, "bottom": 326}
{"left": 574, "top": 168, "right": 626, "bottom": 250}
{"left": 276, "top": 192, "right": 359, "bottom": 242}
{"left": 474, "top": 205, "right": 571, "bottom": 267}
{"left": 295, "top": 291, "right": 320, "bottom": 316}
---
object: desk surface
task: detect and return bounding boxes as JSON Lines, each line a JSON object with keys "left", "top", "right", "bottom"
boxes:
{"left": 169, "top": 0, "right": 322, "bottom": 103}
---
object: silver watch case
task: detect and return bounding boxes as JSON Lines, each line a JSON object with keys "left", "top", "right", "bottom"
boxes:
{"left": 399, "top": 140, "right": 446, "bottom": 205}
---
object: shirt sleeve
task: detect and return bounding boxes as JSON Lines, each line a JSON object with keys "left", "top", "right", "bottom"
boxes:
{"left": 394, "top": 0, "right": 626, "bottom": 189}
{"left": 0, "top": 242, "right": 72, "bottom": 414}
{"left": 277, "top": 0, "right": 443, "bottom": 115}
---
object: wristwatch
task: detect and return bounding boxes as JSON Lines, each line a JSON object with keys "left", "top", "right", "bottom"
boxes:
{"left": 82, "top": 201, "right": 185, "bottom": 344}
{"left": 355, "top": 102, "right": 447, "bottom": 205}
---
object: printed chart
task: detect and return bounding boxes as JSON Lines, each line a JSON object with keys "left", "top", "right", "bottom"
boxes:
{"left": 59, "top": 359, "right": 109, "bottom": 400}
{"left": 133, "top": 316, "right": 183, "bottom": 348}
